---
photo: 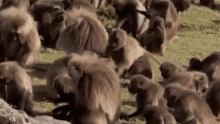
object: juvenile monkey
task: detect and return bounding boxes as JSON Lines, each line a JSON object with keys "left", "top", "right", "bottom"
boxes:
{"left": 0, "top": 61, "right": 36, "bottom": 117}
{"left": 127, "top": 75, "right": 164, "bottom": 119}
{"left": 105, "top": 28, "right": 161, "bottom": 77}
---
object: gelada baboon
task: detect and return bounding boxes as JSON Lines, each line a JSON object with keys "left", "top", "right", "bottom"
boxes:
{"left": 170, "top": 0, "right": 191, "bottom": 12}
{"left": 162, "top": 71, "right": 209, "bottom": 96}
{"left": 127, "top": 75, "right": 164, "bottom": 119}
{"left": 65, "top": 55, "right": 121, "bottom": 123}
{"left": 1, "top": 0, "right": 30, "bottom": 11}
{"left": 62, "top": 0, "right": 96, "bottom": 13}
{"left": 200, "top": 0, "right": 216, "bottom": 9}
{"left": 0, "top": 7, "right": 41, "bottom": 67}
{"left": 164, "top": 83, "right": 217, "bottom": 124}
{"left": 30, "top": 3, "right": 66, "bottom": 49}
{"left": 0, "top": 61, "right": 36, "bottom": 117}
{"left": 113, "top": 0, "right": 150, "bottom": 38}
{"left": 46, "top": 54, "right": 76, "bottom": 100}
{"left": 143, "top": 105, "right": 177, "bottom": 124}
{"left": 188, "top": 52, "right": 220, "bottom": 82}
{"left": 123, "top": 55, "right": 154, "bottom": 79}
{"left": 56, "top": 8, "right": 109, "bottom": 57}
{"left": 138, "top": 16, "right": 167, "bottom": 56}
{"left": 105, "top": 28, "right": 160, "bottom": 77}
{"left": 204, "top": 79, "right": 220, "bottom": 117}
{"left": 159, "top": 61, "right": 185, "bottom": 79}
{"left": 144, "top": 0, "right": 179, "bottom": 44}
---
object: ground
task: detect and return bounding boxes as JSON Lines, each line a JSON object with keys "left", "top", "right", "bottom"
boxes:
{"left": 24, "top": 1, "right": 220, "bottom": 124}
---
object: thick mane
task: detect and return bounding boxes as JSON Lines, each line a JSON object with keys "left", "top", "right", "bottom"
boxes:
{"left": 56, "top": 8, "right": 108, "bottom": 56}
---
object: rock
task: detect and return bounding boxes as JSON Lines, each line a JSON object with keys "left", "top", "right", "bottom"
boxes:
{"left": 0, "top": 98, "right": 70, "bottom": 124}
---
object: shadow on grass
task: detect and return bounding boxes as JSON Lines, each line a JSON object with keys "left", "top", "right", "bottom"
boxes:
{"left": 122, "top": 101, "right": 136, "bottom": 107}
{"left": 33, "top": 85, "right": 49, "bottom": 102}
{"left": 27, "top": 62, "right": 52, "bottom": 79}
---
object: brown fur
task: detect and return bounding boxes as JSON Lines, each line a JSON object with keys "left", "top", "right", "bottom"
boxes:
{"left": 127, "top": 75, "right": 164, "bottom": 119}
{"left": 105, "top": 28, "right": 160, "bottom": 77}
{"left": 170, "top": 0, "right": 191, "bottom": 12}
{"left": 0, "top": 61, "right": 36, "bottom": 116}
{"left": 124, "top": 55, "right": 154, "bottom": 79}
{"left": 188, "top": 52, "right": 220, "bottom": 82}
{"left": 149, "top": 0, "right": 179, "bottom": 44}
{"left": 138, "top": 16, "right": 167, "bottom": 56}
{"left": 63, "top": 0, "right": 96, "bottom": 13}
{"left": 159, "top": 61, "right": 185, "bottom": 79}
{"left": 66, "top": 54, "right": 121, "bottom": 123}
{"left": 113, "top": 0, "right": 150, "bottom": 38}
{"left": 204, "top": 79, "right": 220, "bottom": 117}
{"left": 1, "top": 0, "right": 30, "bottom": 11}
{"left": 56, "top": 8, "right": 108, "bottom": 57}
{"left": 162, "top": 71, "right": 209, "bottom": 96}
{"left": 0, "top": 7, "right": 41, "bottom": 67}
{"left": 143, "top": 105, "right": 177, "bottom": 124}
{"left": 164, "top": 83, "right": 217, "bottom": 124}
{"left": 30, "top": 3, "right": 66, "bottom": 49}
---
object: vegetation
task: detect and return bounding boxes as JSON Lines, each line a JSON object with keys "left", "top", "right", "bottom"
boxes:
{"left": 31, "top": 2, "right": 220, "bottom": 123}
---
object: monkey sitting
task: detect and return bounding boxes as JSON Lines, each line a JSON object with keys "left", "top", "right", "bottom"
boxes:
{"left": 0, "top": 61, "right": 37, "bottom": 117}
{"left": 143, "top": 105, "right": 177, "bottom": 124}
{"left": 123, "top": 55, "right": 154, "bottom": 79}
{"left": 127, "top": 75, "right": 164, "bottom": 119}
{"left": 164, "top": 83, "right": 217, "bottom": 124}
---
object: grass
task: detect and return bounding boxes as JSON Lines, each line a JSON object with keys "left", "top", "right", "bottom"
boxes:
{"left": 30, "top": 2, "right": 220, "bottom": 124}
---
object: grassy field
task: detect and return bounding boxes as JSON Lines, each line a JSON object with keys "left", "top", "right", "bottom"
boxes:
{"left": 29, "top": 1, "right": 220, "bottom": 124}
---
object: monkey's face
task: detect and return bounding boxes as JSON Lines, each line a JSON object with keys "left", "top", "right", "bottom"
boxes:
{"left": 0, "top": 64, "right": 12, "bottom": 84}
{"left": 194, "top": 74, "right": 209, "bottom": 96}
{"left": 54, "top": 76, "right": 76, "bottom": 96}
{"left": 159, "top": 63, "right": 176, "bottom": 79}
{"left": 129, "top": 76, "right": 147, "bottom": 94}
{"left": 164, "top": 87, "right": 178, "bottom": 107}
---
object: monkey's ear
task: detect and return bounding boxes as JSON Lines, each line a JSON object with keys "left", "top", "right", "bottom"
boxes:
{"left": 137, "top": 81, "right": 144, "bottom": 89}
{"left": 116, "top": 30, "right": 126, "bottom": 42}
{"left": 42, "top": 12, "right": 52, "bottom": 24}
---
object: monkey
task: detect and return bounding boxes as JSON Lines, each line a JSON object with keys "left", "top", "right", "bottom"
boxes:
{"left": 138, "top": 0, "right": 179, "bottom": 44}
{"left": 60, "top": 54, "right": 121, "bottom": 124}
{"left": 162, "top": 71, "right": 209, "bottom": 97}
{"left": 159, "top": 61, "right": 185, "bottom": 80}
{"left": 204, "top": 79, "right": 220, "bottom": 117}
{"left": 138, "top": 16, "right": 167, "bottom": 56}
{"left": 123, "top": 55, "right": 154, "bottom": 79}
{"left": 0, "top": 61, "right": 37, "bottom": 117}
{"left": 164, "top": 83, "right": 217, "bottom": 124}
{"left": 143, "top": 105, "right": 177, "bottom": 124}
{"left": 188, "top": 52, "right": 220, "bottom": 83}
{"left": 63, "top": 0, "right": 96, "bottom": 13}
{"left": 170, "top": 0, "right": 191, "bottom": 12}
{"left": 56, "top": 8, "right": 109, "bottom": 57}
{"left": 1, "top": 0, "right": 30, "bottom": 11}
{"left": 105, "top": 28, "right": 161, "bottom": 77}
{"left": 127, "top": 75, "right": 164, "bottom": 119}
{"left": 113, "top": 0, "right": 150, "bottom": 38}
{"left": 0, "top": 7, "right": 41, "bottom": 68}
{"left": 30, "top": 3, "right": 66, "bottom": 49}
{"left": 200, "top": 0, "right": 216, "bottom": 10}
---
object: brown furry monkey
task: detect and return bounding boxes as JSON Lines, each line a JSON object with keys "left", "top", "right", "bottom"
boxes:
{"left": 63, "top": 0, "right": 96, "bottom": 13}
{"left": 0, "top": 7, "right": 41, "bottom": 67}
{"left": 56, "top": 8, "right": 109, "bottom": 57}
{"left": 159, "top": 61, "right": 185, "bottom": 80}
{"left": 138, "top": 16, "right": 167, "bottom": 56}
{"left": 65, "top": 54, "right": 121, "bottom": 124}
{"left": 0, "top": 61, "right": 37, "bottom": 117}
{"left": 113, "top": 0, "right": 150, "bottom": 38}
{"left": 143, "top": 105, "right": 177, "bottom": 124}
{"left": 105, "top": 28, "right": 161, "bottom": 77}
{"left": 1, "top": 0, "right": 30, "bottom": 11}
{"left": 127, "top": 75, "right": 164, "bottom": 119}
{"left": 123, "top": 55, "right": 154, "bottom": 79}
{"left": 164, "top": 83, "right": 217, "bottom": 124}
{"left": 188, "top": 52, "right": 220, "bottom": 83}
{"left": 30, "top": 3, "right": 66, "bottom": 49}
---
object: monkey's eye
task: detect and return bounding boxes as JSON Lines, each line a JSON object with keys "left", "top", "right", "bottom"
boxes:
{"left": 64, "top": 88, "right": 69, "bottom": 93}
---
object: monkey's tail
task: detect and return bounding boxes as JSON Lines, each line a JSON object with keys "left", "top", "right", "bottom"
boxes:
{"left": 144, "top": 51, "right": 161, "bottom": 65}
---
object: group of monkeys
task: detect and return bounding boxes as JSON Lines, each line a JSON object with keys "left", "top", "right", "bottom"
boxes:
{"left": 0, "top": 0, "right": 219, "bottom": 124}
